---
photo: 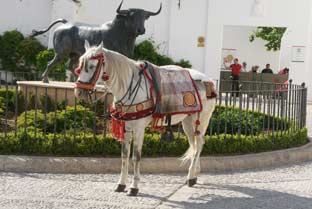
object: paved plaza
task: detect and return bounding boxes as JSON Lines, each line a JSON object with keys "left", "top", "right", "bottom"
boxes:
{"left": 0, "top": 104, "right": 311, "bottom": 209}
{"left": 0, "top": 161, "right": 312, "bottom": 209}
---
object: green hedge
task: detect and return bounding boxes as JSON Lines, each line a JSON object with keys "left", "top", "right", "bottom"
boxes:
{"left": 0, "top": 128, "right": 307, "bottom": 156}
{"left": 0, "top": 88, "right": 25, "bottom": 114}
{"left": 207, "top": 105, "right": 289, "bottom": 135}
{"left": 14, "top": 103, "right": 290, "bottom": 137}
{"left": 17, "top": 105, "right": 96, "bottom": 134}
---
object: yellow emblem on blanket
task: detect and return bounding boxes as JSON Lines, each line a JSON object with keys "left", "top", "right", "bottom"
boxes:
{"left": 183, "top": 91, "right": 197, "bottom": 107}
{"left": 136, "top": 103, "right": 144, "bottom": 111}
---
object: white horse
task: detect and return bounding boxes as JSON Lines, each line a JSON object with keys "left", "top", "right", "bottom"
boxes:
{"left": 74, "top": 41, "right": 216, "bottom": 196}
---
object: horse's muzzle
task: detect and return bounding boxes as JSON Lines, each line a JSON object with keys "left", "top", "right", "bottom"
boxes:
{"left": 74, "top": 88, "right": 89, "bottom": 101}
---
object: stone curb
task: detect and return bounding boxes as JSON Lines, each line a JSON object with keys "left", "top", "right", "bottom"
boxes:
{"left": 0, "top": 138, "right": 311, "bottom": 174}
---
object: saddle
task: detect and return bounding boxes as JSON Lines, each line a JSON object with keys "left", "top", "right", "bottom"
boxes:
{"left": 143, "top": 62, "right": 203, "bottom": 131}
{"left": 111, "top": 62, "right": 217, "bottom": 141}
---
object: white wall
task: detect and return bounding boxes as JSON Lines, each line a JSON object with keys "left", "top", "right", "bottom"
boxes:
{"left": 205, "top": 0, "right": 312, "bottom": 100}
{"left": 0, "top": 0, "right": 52, "bottom": 45}
{"left": 222, "top": 25, "right": 280, "bottom": 72}
{"left": 167, "top": 0, "right": 208, "bottom": 72}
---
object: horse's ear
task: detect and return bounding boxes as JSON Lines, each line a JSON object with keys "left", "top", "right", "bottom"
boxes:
{"left": 97, "top": 41, "right": 103, "bottom": 51}
{"left": 84, "top": 40, "right": 90, "bottom": 50}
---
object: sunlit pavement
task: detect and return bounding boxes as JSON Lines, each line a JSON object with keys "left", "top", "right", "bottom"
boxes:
{"left": 0, "top": 161, "right": 312, "bottom": 209}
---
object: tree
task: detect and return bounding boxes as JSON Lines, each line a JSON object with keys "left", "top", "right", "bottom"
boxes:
{"left": 0, "top": 30, "right": 45, "bottom": 73}
{"left": 36, "top": 50, "right": 67, "bottom": 81}
{"left": 0, "top": 30, "right": 24, "bottom": 71}
{"left": 249, "top": 27, "right": 287, "bottom": 51}
{"left": 133, "top": 39, "right": 192, "bottom": 68}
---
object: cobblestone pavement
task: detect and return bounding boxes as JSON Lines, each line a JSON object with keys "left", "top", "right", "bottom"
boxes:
{"left": 1, "top": 161, "right": 312, "bottom": 209}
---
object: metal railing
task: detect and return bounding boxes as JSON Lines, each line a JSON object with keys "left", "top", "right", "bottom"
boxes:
{"left": 0, "top": 70, "right": 308, "bottom": 154}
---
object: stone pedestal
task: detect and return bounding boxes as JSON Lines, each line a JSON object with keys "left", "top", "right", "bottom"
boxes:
{"left": 17, "top": 81, "right": 113, "bottom": 106}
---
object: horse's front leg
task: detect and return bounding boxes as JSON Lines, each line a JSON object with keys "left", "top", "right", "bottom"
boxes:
{"left": 128, "top": 128, "right": 145, "bottom": 196}
{"left": 115, "top": 129, "right": 131, "bottom": 192}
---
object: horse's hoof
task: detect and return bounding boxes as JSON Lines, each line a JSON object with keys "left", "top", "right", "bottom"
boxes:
{"left": 127, "top": 188, "right": 139, "bottom": 196}
{"left": 114, "top": 184, "right": 126, "bottom": 192}
{"left": 187, "top": 178, "right": 197, "bottom": 187}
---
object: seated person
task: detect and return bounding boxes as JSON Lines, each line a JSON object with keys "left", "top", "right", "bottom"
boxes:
{"left": 250, "top": 65, "right": 259, "bottom": 73}
{"left": 278, "top": 67, "right": 289, "bottom": 75}
{"left": 261, "top": 64, "right": 273, "bottom": 74}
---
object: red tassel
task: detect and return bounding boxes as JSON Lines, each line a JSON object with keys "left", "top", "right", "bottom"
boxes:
{"left": 194, "top": 130, "right": 201, "bottom": 136}
{"left": 195, "top": 119, "right": 200, "bottom": 126}
{"left": 111, "top": 117, "right": 125, "bottom": 141}
{"left": 75, "top": 68, "right": 81, "bottom": 75}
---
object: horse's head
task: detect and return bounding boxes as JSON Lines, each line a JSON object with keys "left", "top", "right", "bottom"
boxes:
{"left": 115, "top": 1, "right": 162, "bottom": 36}
{"left": 74, "top": 41, "right": 108, "bottom": 101}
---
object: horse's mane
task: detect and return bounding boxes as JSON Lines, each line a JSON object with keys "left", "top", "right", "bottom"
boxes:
{"left": 103, "top": 48, "right": 140, "bottom": 94}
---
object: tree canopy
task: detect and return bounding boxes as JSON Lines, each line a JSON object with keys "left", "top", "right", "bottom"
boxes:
{"left": 249, "top": 27, "right": 287, "bottom": 51}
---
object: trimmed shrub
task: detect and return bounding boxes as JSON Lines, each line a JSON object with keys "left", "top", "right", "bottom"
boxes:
{"left": 0, "top": 96, "right": 4, "bottom": 115}
{"left": 0, "top": 88, "right": 25, "bottom": 114}
{"left": 207, "top": 105, "right": 289, "bottom": 135}
{"left": 17, "top": 105, "right": 96, "bottom": 133}
{"left": 0, "top": 128, "right": 307, "bottom": 156}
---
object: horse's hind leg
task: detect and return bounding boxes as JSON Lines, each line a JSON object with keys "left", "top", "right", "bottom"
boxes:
{"left": 182, "top": 112, "right": 212, "bottom": 187}
{"left": 41, "top": 53, "right": 64, "bottom": 83}
{"left": 181, "top": 116, "right": 198, "bottom": 186}
{"left": 190, "top": 99, "right": 216, "bottom": 180}
{"left": 194, "top": 99, "right": 216, "bottom": 177}
{"left": 115, "top": 130, "right": 131, "bottom": 192}
{"left": 128, "top": 128, "right": 144, "bottom": 196}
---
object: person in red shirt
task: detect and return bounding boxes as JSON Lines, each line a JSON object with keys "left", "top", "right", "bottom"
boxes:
{"left": 224, "top": 58, "right": 242, "bottom": 96}
{"left": 278, "top": 67, "right": 289, "bottom": 75}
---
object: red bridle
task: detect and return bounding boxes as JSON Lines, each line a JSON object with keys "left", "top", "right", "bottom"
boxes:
{"left": 75, "top": 53, "right": 109, "bottom": 91}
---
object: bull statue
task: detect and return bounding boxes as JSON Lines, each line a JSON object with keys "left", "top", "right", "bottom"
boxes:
{"left": 31, "top": 1, "right": 162, "bottom": 83}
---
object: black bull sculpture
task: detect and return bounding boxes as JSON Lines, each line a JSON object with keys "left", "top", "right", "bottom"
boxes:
{"left": 31, "top": 1, "right": 162, "bottom": 82}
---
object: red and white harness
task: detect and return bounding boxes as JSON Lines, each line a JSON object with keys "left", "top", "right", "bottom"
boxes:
{"left": 75, "top": 52, "right": 206, "bottom": 141}
{"left": 75, "top": 53, "right": 155, "bottom": 140}
{"left": 75, "top": 53, "right": 109, "bottom": 91}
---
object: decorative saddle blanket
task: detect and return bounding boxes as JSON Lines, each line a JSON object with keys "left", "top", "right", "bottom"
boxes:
{"left": 144, "top": 63, "right": 203, "bottom": 118}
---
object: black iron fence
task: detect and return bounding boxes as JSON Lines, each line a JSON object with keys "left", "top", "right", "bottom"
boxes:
{"left": 0, "top": 70, "right": 308, "bottom": 155}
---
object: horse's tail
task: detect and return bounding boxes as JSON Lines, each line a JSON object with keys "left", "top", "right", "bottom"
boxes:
{"left": 180, "top": 146, "right": 196, "bottom": 165}
{"left": 30, "top": 19, "right": 68, "bottom": 37}
{"left": 179, "top": 134, "right": 205, "bottom": 165}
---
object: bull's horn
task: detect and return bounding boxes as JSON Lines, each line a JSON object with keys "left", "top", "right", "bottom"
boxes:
{"left": 145, "top": 3, "right": 162, "bottom": 16}
{"left": 116, "top": 0, "right": 128, "bottom": 15}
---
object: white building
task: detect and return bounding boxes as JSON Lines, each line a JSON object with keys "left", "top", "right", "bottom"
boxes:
{"left": 1, "top": 0, "right": 312, "bottom": 100}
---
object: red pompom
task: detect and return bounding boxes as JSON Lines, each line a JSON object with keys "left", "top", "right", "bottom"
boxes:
{"left": 75, "top": 68, "right": 81, "bottom": 75}
{"left": 195, "top": 119, "right": 200, "bottom": 126}
{"left": 102, "top": 72, "right": 109, "bottom": 81}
